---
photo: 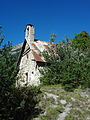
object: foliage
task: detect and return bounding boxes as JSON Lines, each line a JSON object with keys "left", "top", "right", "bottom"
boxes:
{"left": 0, "top": 86, "right": 41, "bottom": 120}
{"left": 72, "top": 31, "right": 90, "bottom": 50}
{"left": 39, "top": 85, "right": 90, "bottom": 120}
{"left": 0, "top": 26, "right": 4, "bottom": 45}
{"left": 40, "top": 106, "right": 61, "bottom": 120}
{"left": 40, "top": 32, "right": 90, "bottom": 91}
{"left": 50, "top": 33, "right": 56, "bottom": 42}
{"left": 0, "top": 26, "right": 18, "bottom": 103}
{"left": 0, "top": 27, "right": 42, "bottom": 120}
{"left": 65, "top": 109, "right": 85, "bottom": 120}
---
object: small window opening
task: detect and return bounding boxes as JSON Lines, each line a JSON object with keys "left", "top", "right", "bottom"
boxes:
{"left": 36, "top": 64, "right": 38, "bottom": 69}
{"left": 26, "top": 54, "right": 28, "bottom": 59}
{"left": 25, "top": 72, "right": 28, "bottom": 83}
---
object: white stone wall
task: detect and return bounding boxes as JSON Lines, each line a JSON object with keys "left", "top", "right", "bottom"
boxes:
{"left": 17, "top": 50, "right": 40, "bottom": 86}
{"left": 16, "top": 24, "right": 47, "bottom": 87}
{"left": 25, "top": 25, "right": 34, "bottom": 44}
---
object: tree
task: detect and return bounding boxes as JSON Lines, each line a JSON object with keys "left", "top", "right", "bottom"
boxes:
{"left": 0, "top": 26, "right": 42, "bottom": 120}
{"left": 0, "top": 26, "right": 4, "bottom": 45}
{"left": 40, "top": 33, "right": 90, "bottom": 91}
{"left": 0, "top": 27, "right": 18, "bottom": 95}
{"left": 0, "top": 26, "right": 19, "bottom": 119}
{"left": 72, "top": 31, "right": 90, "bottom": 50}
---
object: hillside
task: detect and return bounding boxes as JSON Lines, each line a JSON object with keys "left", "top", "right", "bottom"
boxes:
{"left": 33, "top": 85, "right": 90, "bottom": 120}
{"left": 11, "top": 43, "right": 23, "bottom": 54}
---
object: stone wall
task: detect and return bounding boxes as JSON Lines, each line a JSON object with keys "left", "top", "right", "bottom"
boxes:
{"left": 17, "top": 50, "right": 40, "bottom": 86}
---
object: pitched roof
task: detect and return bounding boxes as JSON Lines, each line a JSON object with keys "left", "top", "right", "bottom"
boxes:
{"left": 32, "top": 50, "right": 44, "bottom": 62}
{"left": 31, "top": 43, "right": 39, "bottom": 50}
{"left": 30, "top": 40, "right": 49, "bottom": 62}
{"left": 17, "top": 39, "right": 56, "bottom": 65}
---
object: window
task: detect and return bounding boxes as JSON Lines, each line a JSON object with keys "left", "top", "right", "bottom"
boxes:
{"left": 32, "top": 71, "right": 34, "bottom": 74}
{"left": 26, "top": 54, "right": 28, "bottom": 59}
{"left": 25, "top": 72, "right": 28, "bottom": 83}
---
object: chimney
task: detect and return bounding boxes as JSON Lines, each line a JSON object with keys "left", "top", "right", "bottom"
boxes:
{"left": 25, "top": 24, "right": 34, "bottom": 44}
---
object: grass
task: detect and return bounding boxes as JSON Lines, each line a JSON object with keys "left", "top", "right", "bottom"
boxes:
{"left": 33, "top": 85, "right": 90, "bottom": 120}
{"left": 39, "top": 106, "right": 64, "bottom": 120}
{"left": 65, "top": 109, "right": 86, "bottom": 120}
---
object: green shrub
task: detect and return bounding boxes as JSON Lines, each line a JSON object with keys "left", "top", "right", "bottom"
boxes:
{"left": 65, "top": 115, "right": 74, "bottom": 120}
{"left": 0, "top": 86, "right": 42, "bottom": 120}
{"left": 0, "top": 27, "right": 42, "bottom": 120}
{"left": 40, "top": 34, "right": 90, "bottom": 91}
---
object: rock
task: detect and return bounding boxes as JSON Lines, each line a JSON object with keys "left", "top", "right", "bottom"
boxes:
{"left": 57, "top": 104, "right": 72, "bottom": 120}
{"left": 60, "top": 100, "right": 67, "bottom": 105}
{"left": 71, "top": 97, "right": 75, "bottom": 102}
{"left": 34, "top": 118, "right": 40, "bottom": 120}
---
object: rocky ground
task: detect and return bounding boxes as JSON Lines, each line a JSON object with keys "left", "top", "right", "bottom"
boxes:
{"left": 33, "top": 85, "right": 90, "bottom": 120}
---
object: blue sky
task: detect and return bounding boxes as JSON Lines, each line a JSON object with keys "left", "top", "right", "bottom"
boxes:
{"left": 0, "top": 0, "right": 90, "bottom": 45}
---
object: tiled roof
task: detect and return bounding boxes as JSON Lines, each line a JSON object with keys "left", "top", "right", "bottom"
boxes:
{"left": 30, "top": 40, "right": 49, "bottom": 62}
{"left": 30, "top": 40, "right": 57, "bottom": 62}
{"left": 25, "top": 40, "right": 48, "bottom": 62}
{"left": 16, "top": 39, "right": 56, "bottom": 64}
{"left": 31, "top": 43, "right": 39, "bottom": 50}
{"left": 32, "top": 50, "right": 44, "bottom": 62}
{"left": 43, "top": 45, "right": 49, "bottom": 49}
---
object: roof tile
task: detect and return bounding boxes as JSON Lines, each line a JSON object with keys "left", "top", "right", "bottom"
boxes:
{"left": 32, "top": 50, "right": 44, "bottom": 62}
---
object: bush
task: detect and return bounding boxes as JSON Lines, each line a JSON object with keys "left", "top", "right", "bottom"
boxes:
{"left": 0, "top": 27, "right": 42, "bottom": 120}
{"left": 0, "top": 86, "right": 42, "bottom": 120}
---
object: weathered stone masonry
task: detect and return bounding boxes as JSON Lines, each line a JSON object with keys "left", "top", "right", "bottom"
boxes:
{"left": 16, "top": 24, "right": 49, "bottom": 86}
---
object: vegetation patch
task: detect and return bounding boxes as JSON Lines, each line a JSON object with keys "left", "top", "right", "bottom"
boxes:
{"left": 40, "top": 31, "right": 90, "bottom": 91}
{"left": 34, "top": 85, "right": 90, "bottom": 120}
{"left": 40, "top": 106, "right": 64, "bottom": 120}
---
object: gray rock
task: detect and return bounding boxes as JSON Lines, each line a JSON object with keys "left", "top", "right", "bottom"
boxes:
{"left": 60, "top": 100, "right": 67, "bottom": 105}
